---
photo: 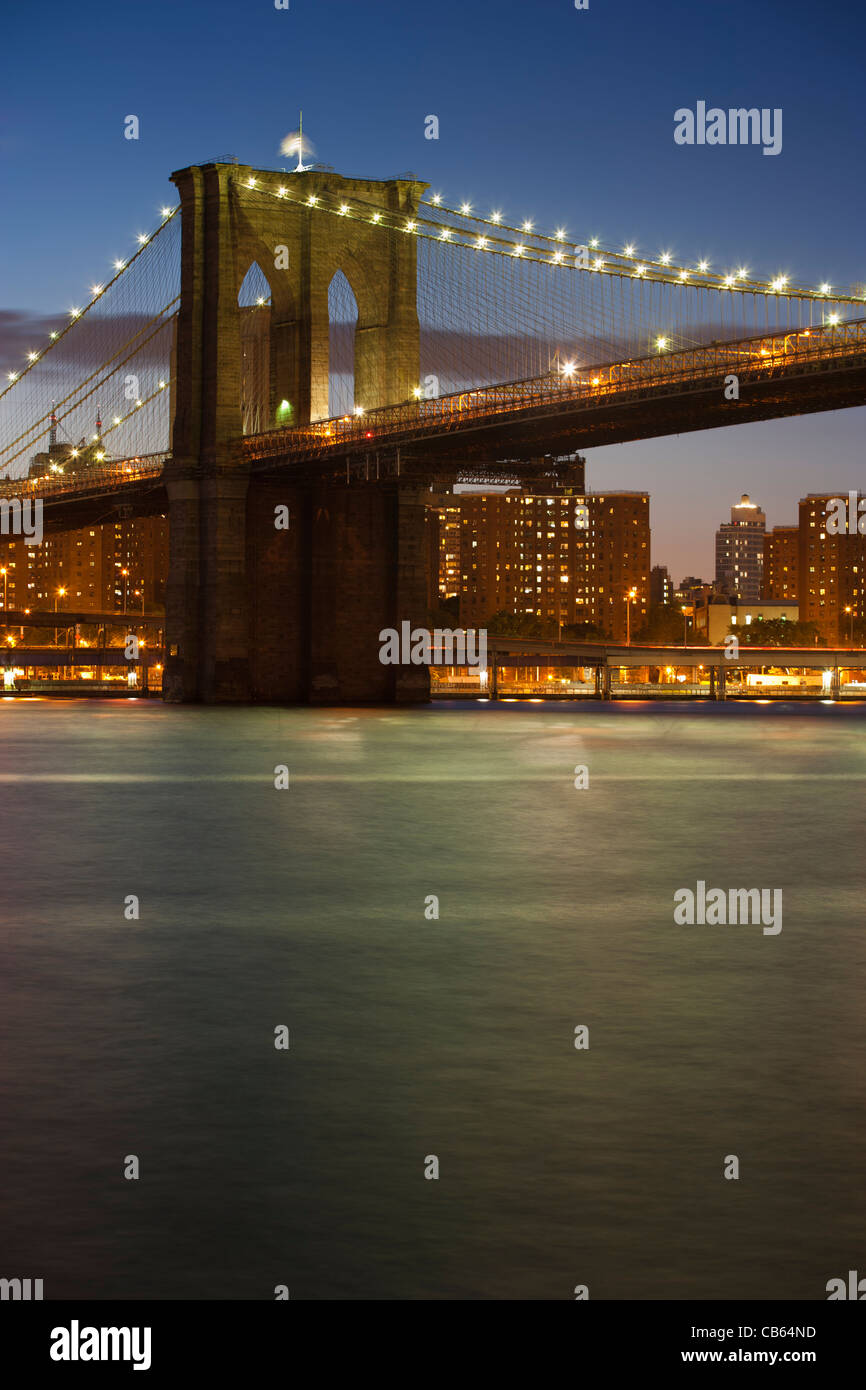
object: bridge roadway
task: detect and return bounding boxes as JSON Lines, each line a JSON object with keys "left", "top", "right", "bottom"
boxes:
{"left": 482, "top": 638, "right": 866, "bottom": 670}
{"left": 1, "top": 609, "right": 164, "bottom": 628}
{"left": 2, "top": 318, "right": 866, "bottom": 532}
{"left": 245, "top": 318, "right": 866, "bottom": 468}
{"left": 0, "top": 456, "right": 169, "bottom": 535}
{"left": 1, "top": 647, "right": 164, "bottom": 667}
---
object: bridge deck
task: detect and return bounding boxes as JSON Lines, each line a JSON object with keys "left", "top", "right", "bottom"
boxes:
{"left": 2, "top": 320, "right": 865, "bottom": 515}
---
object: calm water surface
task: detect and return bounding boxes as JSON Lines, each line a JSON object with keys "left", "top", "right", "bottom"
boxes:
{"left": 0, "top": 699, "right": 864, "bottom": 1300}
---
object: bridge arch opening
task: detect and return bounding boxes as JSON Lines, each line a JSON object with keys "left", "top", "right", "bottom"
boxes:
{"left": 238, "top": 262, "right": 272, "bottom": 435}
{"left": 328, "top": 270, "right": 359, "bottom": 419}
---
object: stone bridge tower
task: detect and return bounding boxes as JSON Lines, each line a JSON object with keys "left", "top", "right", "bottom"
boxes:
{"left": 163, "top": 163, "right": 430, "bottom": 703}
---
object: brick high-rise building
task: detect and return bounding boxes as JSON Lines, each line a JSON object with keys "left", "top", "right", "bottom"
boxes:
{"left": 0, "top": 404, "right": 169, "bottom": 623}
{"left": 798, "top": 493, "right": 866, "bottom": 641}
{"left": 454, "top": 485, "right": 649, "bottom": 641}
{"left": 0, "top": 515, "right": 169, "bottom": 618}
{"left": 764, "top": 525, "right": 799, "bottom": 601}
{"left": 715, "top": 493, "right": 766, "bottom": 600}
{"left": 435, "top": 496, "right": 462, "bottom": 603}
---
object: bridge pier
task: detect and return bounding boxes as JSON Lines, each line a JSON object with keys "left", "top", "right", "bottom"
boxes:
{"left": 165, "top": 472, "right": 431, "bottom": 704}
{"left": 163, "top": 468, "right": 252, "bottom": 703}
{"left": 163, "top": 473, "right": 201, "bottom": 703}
{"left": 303, "top": 481, "right": 430, "bottom": 705}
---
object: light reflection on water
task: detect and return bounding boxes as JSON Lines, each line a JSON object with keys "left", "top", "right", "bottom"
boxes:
{"left": 0, "top": 700, "right": 864, "bottom": 1300}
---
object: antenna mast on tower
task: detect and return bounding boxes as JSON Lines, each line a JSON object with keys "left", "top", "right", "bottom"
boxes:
{"left": 295, "top": 111, "right": 309, "bottom": 172}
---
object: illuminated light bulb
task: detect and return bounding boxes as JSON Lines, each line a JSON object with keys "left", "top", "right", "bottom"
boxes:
{"left": 491, "top": 211, "right": 502, "bottom": 223}
{"left": 561, "top": 361, "right": 576, "bottom": 376}
{"left": 161, "top": 206, "right": 172, "bottom": 217}
{"left": 522, "top": 220, "right": 533, "bottom": 232}
{"left": 593, "top": 258, "right": 604, "bottom": 270}
{"left": 405, "top": 220, "right": 416, "bottom": 232}
{"left": 71, "top": 449, "right": 79, "bottom": 458}
{"left": 698, "top": 260, "right": 708, "bottom": 272}
{"left": 277, "top": 186, "right": 287, "bottom": 198}
{"left": 412, "top": 386, "right": 423, "bottom": 399}
{"left": 440, "top": 229, "right": 451, "bottom": 240}
{"left": 723, "top": 274, "right": 734, "bottom": 287}
{"left": 137, "top": 234, "right": 147, "bottom": 244}
{"left": 70, "top": 308, "right": 81, "bottom": 317}
{"left": 339, "top": 203, "right": 349, "bottom": 215}
{"left": 27, "top": 351, "right": 38, "bottom": 362}
{"left": 659, "top": 252, "right": 671, "bottom": 264}
{"left": 113, "top": 416, "right": 121, "bottom": 425}
{"left": 159, "top": 380, "right": 166, "bottom": 389}
{"left": 828, "top": 313, "right": 840, "bottom": 325}
{"left": 460, "top": 202, "right": 471, "bottom": 215}
{"left": 7, "top": 372, "right": 18, "bottom": 381}
{"left": 656, "top": 336, "right": 668, "bottom": 350}
{"left": 113, "top": 260, "right": 125, "bottom": 271}
{"left": 770, "top": 277, "right": 783, "bottom": 291}
{"left": 307, "top": 194, "right": 318, "bottom": 206}
{"left": 135, "top": 400, "right": 143, "bottom": 408}
{"left": 737, "top": 267, "right": 747, "bottom": 279}
{"left": 256, "top": 296, "right": 266, "bottom": 306}
{"left": 589, "top": 237, "right": 599, "bottom": 248}
{"left": 353, "top": 406, "right": 364, "bottom": 416}
{"left": 371, "top": 212, "right": 382, "bottom": 223}
{"left": 91, "top": 284, "right": 103, "bottom": 295}
{"left": 475, "top": 236, "right": 487, "bottom": 249}
{"left": 96, "top": 450, "right": 105, "bottom": 460}
{"left": 554, "top": 229, "right": 566, "bottom": 241}
{"left": 50, "top": 332, "right": 58, "bottom": 339}
{"left": 679, "top": 270, "right": 688, "bottom": 281}
{"left": 635, "top": 265, "right": 646, "bottom": 276}
{"left": 431, "top": 194, "right": 442, "bottom": 206}
{"left": 624, "top": 244, "right": 635, "bottom": 257}
{"left": 513, "top": 245, "right": 525, "bottom": 256}
{"left": 820, "top": 282, "right": 831, "bottom": 294}
{"left": 553, "top": 251, "right": 564, "bottom": 264}
{"left": 246, "top": 177, "right": 257, "bottom": 188}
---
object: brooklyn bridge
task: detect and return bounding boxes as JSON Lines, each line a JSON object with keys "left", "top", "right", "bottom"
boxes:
{"left": 2, "top": 161, "right": 864, "bottom": 702}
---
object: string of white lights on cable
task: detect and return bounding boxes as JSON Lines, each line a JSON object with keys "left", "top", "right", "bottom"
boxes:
{"left": 0, "top": 303, "right": 179, "bottom": 471}
{"left": 0, "top": 207, "right": 179, "bottom": 399}
{"left": 238, "top": 175, "right": 861, "bottom": 308}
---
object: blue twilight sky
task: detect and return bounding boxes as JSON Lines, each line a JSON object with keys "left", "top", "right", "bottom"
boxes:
{"left": 2, "top": 0, "right": 865, "bottom": 579}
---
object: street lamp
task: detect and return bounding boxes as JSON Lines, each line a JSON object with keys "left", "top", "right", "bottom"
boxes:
{"left": 54, "top": 586, "right": 66, "bottom": 645}
{"left": 121, "top": 568, "right": 129, "bottom": 614}
{"left": 626, "top": 586, "right": 637, "bottom": 645}
{"left": 845, "top": 605, "right": 854, "bottom": 643}
{"left": 681, "top": 604, "right": 689, "bottom": 647}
